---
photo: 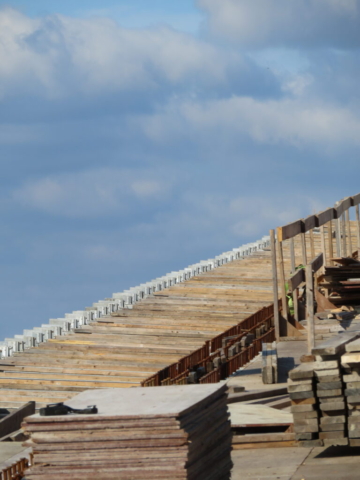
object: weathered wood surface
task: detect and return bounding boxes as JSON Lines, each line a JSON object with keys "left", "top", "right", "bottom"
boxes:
{"left": 0, "top": 222, "right": 358, "bottom": 409}
{"left": 22, "top": 386, "right": 232, "bottom": 480}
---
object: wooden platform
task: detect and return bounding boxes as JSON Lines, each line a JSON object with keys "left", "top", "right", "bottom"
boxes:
{"left": 0, "top": 227, "right": 351, "bottom": 409}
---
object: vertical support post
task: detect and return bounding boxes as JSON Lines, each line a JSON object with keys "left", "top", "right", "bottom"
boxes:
{"left": 320, "top": 225, "right": 326, "bottom": 274}
{"left": 327, "top": 220, "right": 334, "bottom": 265}
{"left": 336, "top": 218, "right": 342, "bottom": 257}
{"left": 306, "top": 264, "right": 315, "bottom": 353}
{"left": 356, "top": 205, "right": 360, "bottom": 250}
{"left": 309, "top": 230, "right": 315, "bottom": 261}
{"left": 301, "top": 233, "right": 307, "bottom": 265}
{"left": 342, "top": 213, "right": 347, "bottom": 257}
{"left": 289, "top": 237, "right": 299, "bottom": 321}
{"left": 277, "top": 238, "right": 288, "bottom": 322}
{"left": 346, "top": 209, "right": 353, "bottom": 256}
{"left": 270, "top": 230, "right": 280, "bottom": 341}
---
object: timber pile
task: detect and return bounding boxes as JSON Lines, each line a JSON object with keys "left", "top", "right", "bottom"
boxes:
{"left": 341, "top": 339, "right": 360, "bottom": 446}
{"left": 22, "top": 385, "right": 232, "bottom": 480}
{"left": 288, "top": 332, "right": 360, "bottom": 447}
{"left": 319, "top": 259, "right": 360, "bottom": 305}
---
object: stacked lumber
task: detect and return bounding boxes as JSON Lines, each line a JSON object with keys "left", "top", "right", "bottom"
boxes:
{"left": 22, "top": 385, "right": 233, "bottom": 480}
{"left": 312, "top": 338, "right": 349, "bottom": 447}
{"left": 341, "top": 339, "right": 360, "bottom": 446}
{"left": 319, "top": 260, "right": 360, "bottom": 305}
{"left": 289, "top": 332, "right": 360, "bottom": 447}
{"left": 288, "top": 362, "right": 320, "bottom": 446}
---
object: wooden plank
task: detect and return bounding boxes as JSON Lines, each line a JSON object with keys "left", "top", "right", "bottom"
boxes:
{"left": 289, "top": 238, "right": 299, "bottom": 321}
{"left": 352, "top": 193, "right": 360, "bottom": 206}
{"left": 277, "top": 240, "right": 288, "bottom": 321}
{"left": 306, "top": 264, "right": 315, "bottom": 354}
{"left": 270, "top": 230, "right": 280, "bottom": 341}
{"left": 288, "top": 269, "right": 305, "bottom": 292}
{"left": 304, "top": 215, "right": 318, "bottom": 232}
{"left": 327, "top": 221, "right": 334, "bottom": 267}
{"left": 346, "top": 209, "right": 353, "bottom": 255}
{"left": 318, "top": 208, "right": 335, "bottom": 227}
{"left": 312, "top": 331, "right": 360, "bottom": 356}
{"left": 310, "top": 253, "right": 323, "bottom": 273}
{"left": 0, "top": 401, "right": 35, "bottom": 439}
{"left": 356, "top": 205, "right": 360, "bottom": 249}
{"left": 301, "top": 233, "right": 307, "bottom": 265}
{"left": 277, "top": 220, "right": 303, "bottom": 242}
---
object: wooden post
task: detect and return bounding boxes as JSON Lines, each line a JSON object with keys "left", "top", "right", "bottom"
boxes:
{"left": 270, "top": 230, "right": 280, "bottom": 341}
{"left": 289, "top": 237, "right": 299, "bottom": 321}
{"left": 346, "top": 209, "right": 353, "bottom": 256}
{"left": 342, "top": 213, "right": 347, "bottom": 257}
{"left": 320, "top": 225, "right": 326, "bottom": 273}
{"left": 306, "top": 264, "right": 315, "bottom": 353}
{"left": 301, "top": 233, "right": 307, "bottom": 265}
{"left": 277, "top": 239, "right": 288, "bottom": 322}
{"left": 327, "top": 220, "right": 334, "bottom": 266}
{"left": 336, "top": 218, "right": 342, "bottom": 257}
{"left": 309, "top": 230, "right": 316, "bottom": 261}
{"left": 356, "top": 205, "right": 360, "bottom": 251}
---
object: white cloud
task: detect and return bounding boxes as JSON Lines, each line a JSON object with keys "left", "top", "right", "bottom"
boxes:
{"left": 198, "top": 0, "right": 360, "bottom": 48}
{"left": 0, "top": 7, "right": 241, "bottom": 99}
{"left": 12, "top": 168, "right": 170, "bottom": 217}
{"left": 141, "top": 96, "right": 360, "bottom": 148}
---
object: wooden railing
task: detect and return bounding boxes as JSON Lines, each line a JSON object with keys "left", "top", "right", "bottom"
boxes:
{"left": 141, "top": 302, "right": 280, "bottom": 387}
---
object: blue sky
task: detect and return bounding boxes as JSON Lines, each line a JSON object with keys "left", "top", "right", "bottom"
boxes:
{"left": 1, "top": 0, "right": 360, "bottom": 339}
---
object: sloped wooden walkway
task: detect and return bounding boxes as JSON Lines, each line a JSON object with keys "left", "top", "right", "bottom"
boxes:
{"left": 0, "top": 228, "right": 342, "bottom": 410}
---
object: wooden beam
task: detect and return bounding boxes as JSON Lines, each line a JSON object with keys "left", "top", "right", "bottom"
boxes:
{"left": 356, "top": 205, "right": 360, "bottom": 249}
{"left": 310, "top": 253, "right": 323, "bottom": 273}
{"left": 0, "top": 401, "right": 35, "bottom": 439}
{"left": 304, "top": 215, "right": 318, "bottom": 232}
{"left": 270, "top": 230, "right": 280, "bottom": 341}
{"left": 277, "top": 240, "right": 288, "bottom": 322}
{"left": 309, "top": 230, "right": 315, "bottom": 261}
{"left": 301, "top": 233, "right": 307, "bottom": 265}
{"left": 352, "top": 193, "right": 360, "bottom": 206}
{"left": 318, "top": 208, "right": 335, "bottom": 227}
{"left": 346, "top": 209, "right": 353, "bottom": 255}
{"left": 320, "top": 225, "right": 326, "bottom": 272}
{"left": 277, "top": 220, "right": 304, "bottom": 242}
{"left": 327, "top": 220, "right": 334, "bottom": 266}
{"left": 306, "top": 264, "right": 315, "bottom": 353}
{"left": 289, "top": 238, "right": 299, "bottom": 321}
{"left": 342, "top": 213, "right": 347, "bottom": 257}
{"left": 288, "top": 268, "right": 305, "bottom": 292}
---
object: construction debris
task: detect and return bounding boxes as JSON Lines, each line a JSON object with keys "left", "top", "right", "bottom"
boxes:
{"left": 22, "top": 385, "right": 233, "bottom": 480}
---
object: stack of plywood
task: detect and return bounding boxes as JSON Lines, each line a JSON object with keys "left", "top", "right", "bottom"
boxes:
{"left": 289, "top": 332, "right": 360, "bottom": 447}
{"left": 341, "top": 338, "right": 360, "bottom": 446}
{"left": 313, "top": 342, "right": 347, "bottom": 447}
{"left": 22, "top": 385, "right": 232, "bottom": 480}
{"left": 288, "top": 363, "right": 320, "bottom": 446}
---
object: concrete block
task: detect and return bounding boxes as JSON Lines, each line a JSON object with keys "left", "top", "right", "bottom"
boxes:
{"left": 49, "top": 319, "right": 71, "bottom": 332}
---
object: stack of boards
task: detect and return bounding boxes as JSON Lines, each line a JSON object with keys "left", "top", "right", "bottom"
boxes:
{"left": 288, "top": 331, "right": 360, "bottom": 447}
{"left": 22, "top": 384, "right": 233, "bottom": 479}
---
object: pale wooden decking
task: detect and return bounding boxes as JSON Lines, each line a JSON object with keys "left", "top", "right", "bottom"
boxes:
{"left": 0, "top": 227, "right": 347, "bottom": 410}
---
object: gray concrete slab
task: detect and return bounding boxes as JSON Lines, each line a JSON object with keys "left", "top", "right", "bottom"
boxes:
{"left": 292, "top": 446, "right": 360, "bottom": 480}
{"left": 231, "top": 447, "right": 310, "bottom": 480}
